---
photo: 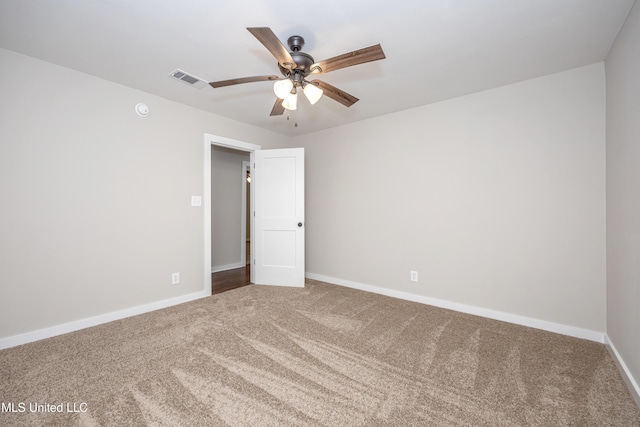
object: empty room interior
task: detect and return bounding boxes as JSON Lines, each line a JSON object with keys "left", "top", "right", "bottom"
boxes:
{"left": 1, "top": 1, "right": 639, "bottom": 425}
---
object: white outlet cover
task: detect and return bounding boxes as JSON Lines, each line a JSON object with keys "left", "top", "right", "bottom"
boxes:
{"left": 191, "top": 196, "right": 202, "bottom": 207}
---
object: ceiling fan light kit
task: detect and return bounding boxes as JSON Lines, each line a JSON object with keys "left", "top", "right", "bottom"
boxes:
{"left": 303, "top": 82, "right": 323, "bottom": 105}
{"left": 282, "top": 90, "right": 298, "bottom": 111}
{"left": 209, "top": 27, "right": 385, "bottom": 117}
{"left": 273, "top": 79, "right": 293, "bottom": 99}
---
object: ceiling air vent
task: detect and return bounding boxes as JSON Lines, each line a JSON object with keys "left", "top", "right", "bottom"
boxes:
{"left": 169, "top": 69, "right": 208, "bottom": 89}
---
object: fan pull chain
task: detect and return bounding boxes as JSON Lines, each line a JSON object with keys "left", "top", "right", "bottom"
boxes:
{"left": 286, "top": 114, "right": 298, "bottom": 128}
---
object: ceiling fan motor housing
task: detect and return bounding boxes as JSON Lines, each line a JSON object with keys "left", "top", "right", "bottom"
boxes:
{"left": 279, "top": 35, "right": 315, "bottom": 77}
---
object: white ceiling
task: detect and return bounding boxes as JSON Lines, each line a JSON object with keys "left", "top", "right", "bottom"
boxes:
{"left": 0, "top": 0, "right": 635, "bottom": 136}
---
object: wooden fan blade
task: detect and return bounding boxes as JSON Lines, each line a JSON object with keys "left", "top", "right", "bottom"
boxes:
{"left": 310, "top": 44, "right": 385, "bottom": 74}
{"left": 247, "top": 27, "right": 297, "bottom": 70}
{"left": 270, "top": 98, "right": 285, "bottom": 116}
{"left": 310, "top": 80, "right": 359, "bottom": 107}
{"left": 209, "top": 75, "right": 280, "bottom": 88}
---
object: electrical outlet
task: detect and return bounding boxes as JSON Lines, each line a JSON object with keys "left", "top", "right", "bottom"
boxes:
{"left": 171, "top": 272, "right": 180, "bottom": 285}
{"left": 410, "top": 271, "right": 418, "bottom": 282}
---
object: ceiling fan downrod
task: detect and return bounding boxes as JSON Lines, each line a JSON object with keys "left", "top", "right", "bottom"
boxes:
{"left": 287, "top": 35, "right": 304, "bottom": 51}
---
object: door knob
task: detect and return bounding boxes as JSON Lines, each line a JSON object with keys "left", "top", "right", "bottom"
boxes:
{"left": 298, "top": 222, "right": 303, "bottom": 227}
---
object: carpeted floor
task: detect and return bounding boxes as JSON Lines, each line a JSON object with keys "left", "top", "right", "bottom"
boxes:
{"left": 1, "top": 280, "right": 639, "bottom": 426}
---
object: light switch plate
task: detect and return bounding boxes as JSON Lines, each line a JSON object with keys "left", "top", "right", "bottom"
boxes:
{"left": 191, "top": 196, "right": 202, "bottom": 207}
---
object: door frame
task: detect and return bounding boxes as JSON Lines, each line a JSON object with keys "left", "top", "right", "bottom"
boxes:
{"left": 204, "top": 133, "right": 260, "bottom": 294}
{"left": 241, "top": 160, "right": 250, "bottom": 266}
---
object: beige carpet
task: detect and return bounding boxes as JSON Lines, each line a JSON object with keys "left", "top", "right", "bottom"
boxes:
{"left": 1, "top": 279, "right": 639, "bottom": 426}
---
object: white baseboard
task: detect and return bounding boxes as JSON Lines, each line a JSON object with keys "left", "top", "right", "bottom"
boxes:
{"left": 305, "top": 272, "right": 605, "bottom": 343}
{"left": 0, "top": 290, "right": 210, "bottom": 350}
{"left": 605, "top": 336, "right": 640, "bottom": 408}
{"left": 211, "top": 262, "right": 245, "bottom": 273}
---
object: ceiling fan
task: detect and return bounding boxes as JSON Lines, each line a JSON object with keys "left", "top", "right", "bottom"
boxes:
{"left": 209, "top": 27, "right": 386, "bottom": 116}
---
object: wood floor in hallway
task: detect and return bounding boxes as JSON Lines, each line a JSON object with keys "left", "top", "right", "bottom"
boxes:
{"left": 211, "top": 265, "right": 251, "bottom": 295}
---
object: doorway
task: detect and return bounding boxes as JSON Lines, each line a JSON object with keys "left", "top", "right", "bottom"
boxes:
{"left": 210, "top": 146, "right": 251, "bottom": 294}
{"left": 203, "top": 133, "right": 305, "bottom": 294}
{"left": 210, "top": 159, "right": 252, "bottom": 294}
{"left": 203, "top": 134, "right": 260, "bottom": 295}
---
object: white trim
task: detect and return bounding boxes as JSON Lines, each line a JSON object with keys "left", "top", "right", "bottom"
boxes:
{"left": 241, "top": 161, "right": 250, "bottom": 266}
{"left": 204, "top": 135, "right": 212, "bottom": 295}
{"left": 249, "top": 151, "right": 255, "bottom": 283}
{"left": 605, "top": 335, "right": 640, "bottom": 407}
{"left": 0, "top": 290, "right": 209, "bottom": 350}
{"left": 205, "top": 133, "right": 261, "bottom": 152}
{"left": 306, "top": 272, "right": 605, "bottom": 343}
{"left": 211, "top": 262, "right": 245, "bottom": 273}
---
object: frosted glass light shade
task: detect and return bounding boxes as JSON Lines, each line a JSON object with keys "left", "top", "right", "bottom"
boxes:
{"left": 303, "top": 83, "right": 323, "bottom": 105}
{"left": 273, "top": 79, "right": 293, "bottom": 99}
{"left": 282, "top": 92, "right": 298, "bottom": 110}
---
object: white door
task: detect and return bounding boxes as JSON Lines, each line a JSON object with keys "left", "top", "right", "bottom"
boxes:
{"left": 253, "top": 148, "right": 305, "bottom": 287}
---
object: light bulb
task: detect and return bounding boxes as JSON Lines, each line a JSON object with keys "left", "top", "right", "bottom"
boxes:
{"left": 282, "top": 91, "right": 298, "bottom": 110}
{"left": 303, "top": 83, "right": 323, "bottom": 105}
{"left": 273, "top": 79, "right": 293, "bottom": 99}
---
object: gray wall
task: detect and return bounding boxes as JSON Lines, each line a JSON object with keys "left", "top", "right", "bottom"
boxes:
{"left": 0, "top": 48, "right": 287, "bottom": 339}
{"left": 211, "top": 146, "right": 249, "bottom": 270}
{"left": 605, "top": 0, "right": 640, "bottom": 398}
{"left": 294, "top": 63, "right": 606, "bottom": 333}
